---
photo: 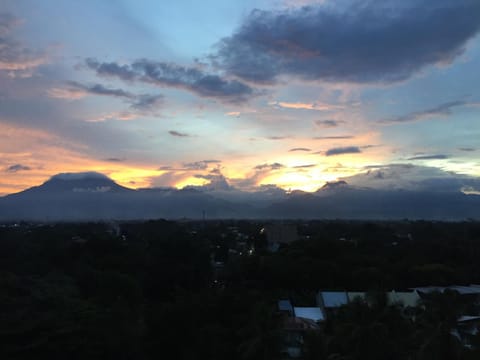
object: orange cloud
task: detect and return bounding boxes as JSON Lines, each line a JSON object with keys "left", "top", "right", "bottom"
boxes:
{"left": 0, "top": 122, "right": 159, "bottom": 195}
{"left": 86, "top": 111, "right": 139, "bottom": 122}
{"left": 47, "top": 87, "right": 87, "bottom": 100}
{"left": 270, "top": 101, "right": 343, "bottom": 111}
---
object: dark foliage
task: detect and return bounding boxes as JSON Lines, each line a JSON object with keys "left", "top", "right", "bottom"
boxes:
{"left": 1, "top": 220, "right": 480, "bottom": 359}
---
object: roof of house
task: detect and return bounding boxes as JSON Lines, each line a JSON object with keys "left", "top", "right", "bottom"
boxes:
{"left": 294, "top": 307, "right": 325, "bottom": 322}
{"left": 320, "top": 291, "right": 348, "bottom": 308}
{"left": 278, "top": 299, "right": 294, "bottom": 313}
{"left": 347, "top": 292, "right": 367, "bottom": 302}
{"left": 412, "top": 285, "right": 480, "bottom": 295}
{"left": 387, "top": 291, "right": 421, "bottom": 307}
{"left": 411, "top": 286, "right": 446, "bottom": 294}
{"left": 458, "top": 316, "right": 480, "bottom": 323}
{"left": 450, "top": 286, "right": 480, "bottom": 295}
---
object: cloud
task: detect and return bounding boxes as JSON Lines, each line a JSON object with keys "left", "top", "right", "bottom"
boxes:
{"left": 314, "top": 119, "right": 343, "bottom": 128}
{"left": 86, "top": 58, "right": 257, "bottom": 103}
{"left": 104, "top": 158, "right": 125, "bottom": 162}
{"left": 325, "top": 146, "right": 361, "bottom": 156}
{"left": 130, "top": 94, "right": 164, "bottom": 111}
{"left": 86, "top": 111, "right": 139, "bottom": 122}
{"left": 266, "top": 136, "right": 290, "bottom": 140}
{"left": 289, "top": 147, "right": 311, "bottom": 152}
{"left": 0, "top": 13, "right": 48, "bottom": 77}
{"left": 346, "top": 164, "right": 480, "bottom": 193}
{"left": 270, "top": 101, "right": 342, "bottom": 111}
{"left": 159, "top": 160, "right": 221, "bottom": 171}
{"left": 459, "top": 147, "right": 476, "bottom": 152}
{"left": 49, "top": 81, "right": 135, "bottom": 100}
{"left": 193, "top": 169, "right": 231, "bottom": 190}
{"left": 5, "top": 163, "right": 31, "bottom": 172}
{"left": 49, "top": 81, "right": 164, "bottom": 112}
{"left": 292, "top": 164, "right": 316, "bottom": 168}
{"left": 149, "top": 171, "right": 192, "bottom": 188}
{"left": 314, "top": 135, "right": 354, "bottom": 140}
{"left": 232, "top": 163, "right": 285, "bottom": 189}
{"left": 216, "top": 0, "right": 480, "bottom": 84}
{"left": 182, "top": 160, "right": 221, "bottom": 170}
{"left": 407, "top": 154, "right": 449, "bottom": 160}
{"left": 254, "top": 163, "right": 285, "bottom": 170}
{"left": 169, "top": 130, "right": 191, "bottom": 137}
{"left": 381, "top": 100, "right": 467, "bottom": 124}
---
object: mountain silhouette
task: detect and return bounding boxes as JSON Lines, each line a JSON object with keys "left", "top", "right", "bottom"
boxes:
{"left": 0, "top": 171, "right": 479, "bottom": 221}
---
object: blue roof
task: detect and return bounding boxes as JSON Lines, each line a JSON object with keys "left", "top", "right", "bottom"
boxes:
{"left": 294, "top": 307, "right": 325, "bottom": 322}
{"left": 321, "top": 291, "right": 348, "bottom": 308}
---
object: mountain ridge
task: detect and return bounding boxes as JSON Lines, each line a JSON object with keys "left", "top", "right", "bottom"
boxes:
{"left": 0, "top": 170, "right": 479, "bottom": 221}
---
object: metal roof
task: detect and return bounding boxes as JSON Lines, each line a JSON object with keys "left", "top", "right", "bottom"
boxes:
{"left": 410, "top": 286, "right": 446, "bottom": 294}
{"left": 387, "top": 291, "right": 421, "bottom": 307}
{"left": 458, "top": 316, "right": 480, "bottom": 322}
{"left": 412, "top": 285, "right": 480, "bottom": 295}
{"left": 450, "top": 286, "right": 480, "bottom": 295}
{"left": 294, "top": 307, "right": 325, "bottom": 322}
{"left": 320, "top": 291, "right": 348, "bottom": 308}
{"left": 278, "top": 299, "right": 294, "bottom": 313}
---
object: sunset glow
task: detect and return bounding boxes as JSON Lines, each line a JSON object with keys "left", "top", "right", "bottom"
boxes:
{"left": 1, "top": 0, "right": 479, "bottom": 196}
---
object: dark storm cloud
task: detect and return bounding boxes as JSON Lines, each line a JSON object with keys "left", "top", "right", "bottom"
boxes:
{"left": 407, "top": 154, "right": 449, "bottom": 160}
{"left": 168, "top": 130, "right": 191, "bottom": 137}
{"left": 325, "top": 146, "right": 361, "bottom": 156}
{"left": 289, "top": 147, "right": 311, "bottom": 152}
{"left": 314, "top": 119, "right": 343, "bottom": 128}
{"left": 381, "top": 100, "right": 467, "bottom": 124}
{"left": 216, "top": 0, "right": 480, "bottom": 84}
{"left": 86, "top": 58, "right": 256, "bottom": 103}
{"left": 5, "top": 164, "right": 31, "bottom": 172}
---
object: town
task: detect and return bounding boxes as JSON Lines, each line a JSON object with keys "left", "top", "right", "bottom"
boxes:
{"left": 2, "top": 219, "right": 480, "bottom": 359}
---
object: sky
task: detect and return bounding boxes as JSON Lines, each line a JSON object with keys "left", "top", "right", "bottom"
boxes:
{"left": 1, "top": 0, "right": 479, "bottom": 196}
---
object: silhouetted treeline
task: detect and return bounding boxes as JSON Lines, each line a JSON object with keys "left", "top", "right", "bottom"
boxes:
{"left": 1, "top": 220, "right": 480, "bottom": 359}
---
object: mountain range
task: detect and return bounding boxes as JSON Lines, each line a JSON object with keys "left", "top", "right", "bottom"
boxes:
{"left": 0, "top": 167, "right": 479, "bottom": 221}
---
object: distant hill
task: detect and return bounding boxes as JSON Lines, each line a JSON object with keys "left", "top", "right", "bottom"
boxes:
{"left": 0, "top": 171, "right": 479, "bottom": 221}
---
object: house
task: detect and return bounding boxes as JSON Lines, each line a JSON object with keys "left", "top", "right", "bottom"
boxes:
{"left": 277, "top": 300, "right": 323, "bottom": 359}
{"left": 281, "top": 317, "right": 321, "bottom": 358}
{"left": 316, "top": 291, "right": 348, "bottom": 317}
{"left": 293, "top": 307, "right": 325, "bottom": 322}
{"left": 387, "top": 290, "right": 421, "bottom": 308}
{"left": 278, "top": 299, "right": 294, "bottom": 316}
{"left": 412, "top": 285, "right": 480, "bottom": 302}
{"left": 452, "top": 316, "right": 480, "bottom": 348}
